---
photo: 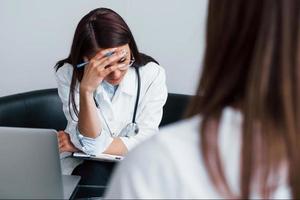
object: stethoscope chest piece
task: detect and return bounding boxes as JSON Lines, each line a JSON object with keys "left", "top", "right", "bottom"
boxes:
{"left": 120, "top": 122, "right": 139, "bottom": 137}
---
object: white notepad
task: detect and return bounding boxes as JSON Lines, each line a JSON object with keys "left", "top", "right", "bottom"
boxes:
{"left": 72, "top": 152, "right": 123, "bottom": 162}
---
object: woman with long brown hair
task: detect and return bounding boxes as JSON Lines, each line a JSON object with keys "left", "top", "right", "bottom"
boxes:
{"left": 105, "top": 0, "right": 300, "bottom": 198}
{"left": 54, "top": 8, "right": 167, "bottom": 180}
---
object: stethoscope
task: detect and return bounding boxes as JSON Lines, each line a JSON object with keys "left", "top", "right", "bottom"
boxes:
{"left": 94, "top": 66, "right": 140, "bottom": 138}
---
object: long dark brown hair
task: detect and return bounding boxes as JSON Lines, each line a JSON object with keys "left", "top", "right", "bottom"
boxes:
{"left": 186, "top": 0, "right": 300, "bottom": 198}
{"left": 54, "top": 8, "right": 157, "bottom": 119}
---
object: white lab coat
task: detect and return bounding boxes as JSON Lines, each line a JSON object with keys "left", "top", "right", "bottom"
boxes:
{"left": 55, "top": 61, "right": 168, "bottom": 174}
{"left": 105, "top": 107, "right": 290, "bottom": 199}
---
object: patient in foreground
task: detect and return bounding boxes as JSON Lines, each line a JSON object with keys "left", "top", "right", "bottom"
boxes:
{"left": 105, "top": 0, "right": 300, "bottom": 199}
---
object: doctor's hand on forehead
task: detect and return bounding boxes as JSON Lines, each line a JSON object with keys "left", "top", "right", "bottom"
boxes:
{"left": 80, "top": 48, "right": 128, "bottom": 94}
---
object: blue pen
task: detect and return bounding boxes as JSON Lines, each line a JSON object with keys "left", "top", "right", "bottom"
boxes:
{"left": 76, "top": 61, "right": 89, "bottom": 68}
{"left": 76, "top": 51, "right": 115, "bottom": 68}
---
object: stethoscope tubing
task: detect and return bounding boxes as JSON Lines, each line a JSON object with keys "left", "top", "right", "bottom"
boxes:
{"left": 93, "top": 66, "right": 141, "bottom": 137}
{"left": 132, "top": 66, "right": 140, "bottom": 124}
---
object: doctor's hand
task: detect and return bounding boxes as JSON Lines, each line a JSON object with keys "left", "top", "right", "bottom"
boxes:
{"left": 57, "top": 131, "right": 79, "bottom": 153}
{"left": 80, "top": 48, "right": 128, "bottom": 94}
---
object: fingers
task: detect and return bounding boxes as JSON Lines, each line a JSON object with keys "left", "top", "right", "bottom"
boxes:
{"left": 57, "top": 130, "right": 67, "bottom": 136}
{"left": 59, "top": 143, "right": 79, "bottom": 153}
{"left": 57, "top": 131, "right": 67, "bottom": 141}
{"left": 57, "top": 130, "right": 65, "bottom": 136}
{"left": 57, "top": 131, "right": 63, "bottom": 142}
{"left": 59, "top": 144, "right": 64, "bottom": 153}
{"left": 95, "top": 48, "right": 117, "bottom": 60}
{"left": 102, "top": 63, "right": 126, "bottom": 77}
{"left": 57, "top": 131, "right": 71, "bottom": 153}
{"left": 57, "top": 131, "right": 80, "bottom": 153}
{"left": 59, "top": 145, "right": 67, "bottom": 153}
{"left": 90, "top": 48, "right": 127, "bottom": 70}
{"left": 57, "top": 132, "right": 65, "bottom": 152}
{"left": 89, "top": 49, "right": 117, "bottom": 67}
{"left": 58, "top": 139, "right": 71, "bottom": 153}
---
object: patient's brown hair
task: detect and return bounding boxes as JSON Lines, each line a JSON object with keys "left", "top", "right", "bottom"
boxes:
{"left": 187, "top": 0, "right": 300, "bottom": 198}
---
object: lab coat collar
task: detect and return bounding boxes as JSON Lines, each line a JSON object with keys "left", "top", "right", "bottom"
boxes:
{"left": 118, "top": 67, "right": 136, "bottom": 96}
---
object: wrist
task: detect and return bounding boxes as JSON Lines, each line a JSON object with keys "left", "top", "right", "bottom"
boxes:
{"left": 79, "top": 86, "right": 94, "bottom": 97}
{"left": 79, "top": 91, "right": 94, "bottom": 104}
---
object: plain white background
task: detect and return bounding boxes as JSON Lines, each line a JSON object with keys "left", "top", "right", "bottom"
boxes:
{"left": 0, "top": 0, "right": 207, "bottom": 97}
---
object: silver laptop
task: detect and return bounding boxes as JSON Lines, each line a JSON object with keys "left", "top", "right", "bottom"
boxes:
{"left": 0, "top": 127, "right": 81, "bottom": 199}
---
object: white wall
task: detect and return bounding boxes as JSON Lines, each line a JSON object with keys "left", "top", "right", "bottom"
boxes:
{"left": 0, "top": 0, "right": 207, "bottom": 97}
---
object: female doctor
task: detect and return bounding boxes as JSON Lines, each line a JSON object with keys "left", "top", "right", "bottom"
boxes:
{"left": 54, "top": 8, "right": 168, "bottom": 176}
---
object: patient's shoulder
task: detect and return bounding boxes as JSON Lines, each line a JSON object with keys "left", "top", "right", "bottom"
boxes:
{"left": 126, "top": 115, "right": 202, "bottom": 166}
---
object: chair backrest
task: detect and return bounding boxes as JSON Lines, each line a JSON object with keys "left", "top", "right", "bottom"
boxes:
{"left": 160, "top": 93, "right": 192, "bottom": 127}
{"left": 0, "top": 88, "right": 67, "bottom": 130}
{"left": 0, "top": 89, "right": 191, "bottom": 130}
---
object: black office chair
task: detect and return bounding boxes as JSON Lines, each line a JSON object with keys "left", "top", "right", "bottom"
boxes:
{"left": 0, "top": 88, "right": 67, "bottom": 130}
{"left": 160, "top": 93, "right": 192, "bottom": 127}
{"left": 0, "top": 89, "right": 191, "bottom": 129}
